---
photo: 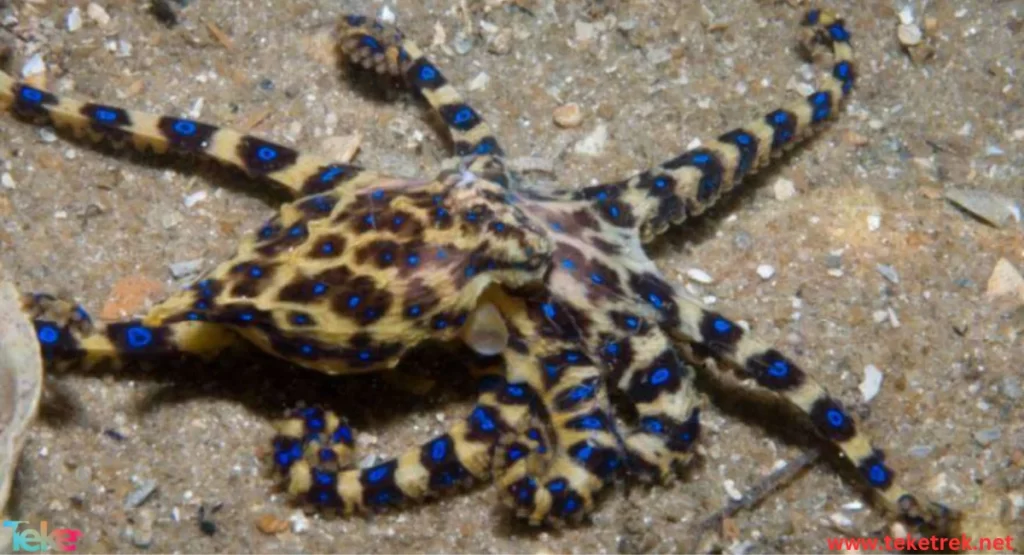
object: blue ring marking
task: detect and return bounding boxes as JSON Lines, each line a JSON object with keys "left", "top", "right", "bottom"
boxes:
{"left": 258, "top": 225, "right": 275, "bottom": 239}
{"left": 713, "top": 317, "right": 733, "bottom": 334}
{"left": 768, "top": 360, "right": 790, "bottom": 377}
{"left": 505, "top": 384, "right": 526, "bottom": 398}
{"left": 392, "top": 215, "right": 404, "bottom": 226}
{"left": 493, "top": 222, "right": 505, "bottom": 232}
{"left": 125, "top": 326, "right": 153, "bottom": 349}
{"left": 465, "top": 212, "right": 478, "bottom": 222}
{"left": 464, "top": 266, "right": 476, "bottom": 278}
{"left": 562, "top": 497, "right": 579, "bottom": 513}
{"left": 574, "top": 444, "right": 593, "bottom": 462}
{"left": 320, "top": 166, "right": 345, "bottom": 182}
{"left": 248, "top": 266, "right": 263, "bottom": 278}
{"left": 256, "top": 146, "right": 278, "bottom": 161}
{"left": 194, "top": 299, "right": 209, "bottom": 309}
{"left": 547, "top": 479, "right": 566, "bottom": 493}
{"left": 407, "top": 254, "right": 420, "bottom": 266}
{"left": 578, "top": 416, "right": 603, "bottom": 430}
{"left": 608, "top": 204, "right": 620, "bottom": 219}
{"left": 567, "top": 382, "right": 595, "bottom": 403}
{"left": 239, "top": 312, "right": 254, "bottom": 322}
{"left": 565, "top": 351, "right": 581, "bottom": 363}
{"left": 333, "top": 425, "right": 353, "bottom": 444}
{"left": 507, "top": 446, "right": 525, "bottom": 462}
{"left": 734, "top": 131, "right": 752, "bottom": 145}
{"left": 407, "top": 304, "right": 422, "bottom": 317}
{"left": 363, "top": 214, "right": 375, "bottom": 227}
{"left": 371, "top": 189, "right": 385, "bottom": 200}
{"left": 300, "top": 344, "right": 315, "bottom": 356}
{"left": 771, "top": 111, "right": 789, "bottom": 125}
{"left": 834, "top": 61, "right": 855, "bottom": 94}
{"left": 550, "top": 221, "right": 563, "bottom": 232}
{"left": 650, "top": 367, "right": 671, "bottom": 386}
{"left": 805, "top": 9, "right": 821, "bottom": 25}
{"left": 590, "top": 273, "right": 604, "bottom": 285}
{"left": 654, "top": 177, "right": 668, "bottom": 189}
{"left": 452, "top": 107, "right": 474, "bottom": 125}
{"left": 434, "top": 207, "right": 449, "bottom": 220}
{"left": 641, "top": 417, "right": 664, "bottom": 434}
{"left": 647, "top": 293, "right": 664, "bottom": 309}
{"left": 433, "top": 318, "right": 448, "bottom": 330}
{"left": 596, "top": 191, "right": 608, "bottom": 201}
{"left": 810, "top": 91, "right": 831, "bottom": 122}
{"left": 541, "top": 303, "right": 556, "bottom": 319}
{"left": 186, "top": 312, "right": 201, "bottom": 321}
{"left": 692, "top": 152, "right": 710, "bottom": 165}
{"left": 366, "top": 464, "right": 390, "bottom": 483}
{"left": 320, "top": 241, "right": 335, "bottom": 255}
{"left": 826, "top": 408, "right": 845, "bottom": 428}
{"left": 313, "top": 197, "right": 333, "bottom": 212}
{"left": 95, "top": 108, "right": 118, "bottom": 122}
{"left": 560, "top": 258, "right": 576, "bottom": 270}
{"left": 358, "top": 350, "right": 372, "bottom": 361}
{"left": 475, "top": 140, "right": 493, "bottom": 155}
{"left": 470, "top": 406, "right": 496, "bottom": 432}
{"left": 319, "top": 448, "right": 336, "bottom": 462}
{"left": 172, "top": 120, "right": 197, "bottom": 136}
{"left": 430, "top": 438, "right": 447, "bottom": 462}
{"left": 37, "top": 325, "right": 60, "bottom": 345}
{"left": 867, "top": 464, "right": 888, "bottom": 486}
{"left": 312, "top": 282, "right": 328, "bottom": 295}
{"left": 292, "top": 313, "right": 310, "bottom": 325}
{"left": 360, "top": 35, "right": 381, "bottom": 52}
{"left": 418, "top": 64, "right": 438, "bottom": 82}
{"left": 380, "top": 251, "right": 394, "bottom": 264}
{"left": 604, "top": 342, "right": 620, "bottom": 356}
{"left": 19, "top": 86, "right": 44, "bottom": 104}
{"left": 288, "top": 224, "right": 304, "bottom": 237}
{"left": 827, "top": 23, "right": 850, "bottom": 42}
{"left": 347, "top": 295, "right": 361, "bottom": 308}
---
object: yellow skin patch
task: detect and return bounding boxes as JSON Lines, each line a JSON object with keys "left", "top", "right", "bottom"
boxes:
{"left": 5, "top": 8, "right": 959, "bottom": 534}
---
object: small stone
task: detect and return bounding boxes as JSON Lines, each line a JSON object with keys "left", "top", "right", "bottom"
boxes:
{"left": 876, "top": 264, "right": 900, "bottom": 284}
{"left": 909, "top": 445, "right": 934, "bottom": 458}
{"left": 972, "top": 427, "right": 1002, "bottom": 447}
{"left": 378, "top": 5, "right": 396, "bottom": 24}
{"left": 825, "top": 253, "right": 843, "bottom": 270}
{"left": 897, "top": 23, "right": 923, "bottom": 47}
{"left": 574, "top": 20, "right": 597, "bottom": 43}
{"left": 39, "top": 127, "right": 58, "bottom": 143}
{"left": 1, "top": 172, "right": 15, "bottom": 189}
{"left": 67, "top": 7, "right": 83, "bottom": 31}
{"left": 288, "top": 511, "right": 310, "bottom": 534}
{"left": 897, "top": 6, "right": 915, "bottom": 25}
{"left": 842, "top": 501, "right": 864, "bottom": 511}
{"left": 686, "top": 268, "right": 714, "bottom": 284}
{"left": 124, "top": 479, "right": 158, "bottom": 509}
{"left": 467, "top": 72, "right": 489, "bottom": 92}
{"left": 756, "top": 264, "right": 775, "bottom": 280}
{"left": 867, "top": 213, "right": 881, "bottom": 231}
{"left": 169, "top": 259, "right": 204, "bottom": 280}
{"left": 923, "top": 16, "right": 938, "bottom": 33}
{"left": 453, "top": 31, "right": 474, "bottom": 55}
{"left": 22, "top": 53, "right": 45, "bottom": 78}
{"left": 773, "top": 177, "right": 797, "bottom": 201}
{"left": 183, "top": 190, "right": 208, "bottom": 208}
{"left": 945, "top": 187, "right": 1022, "bottom": 228}
{"left": 872, "top": 309, "right": 889, "bottom": 324}
{"left": 573, "top": 124, "right": 608, "bottom": 156}
{"left": 553, "top": 103, "right": 583, "bottom": 128}
{"left": 487, "top": 28, "right": 513, "bottom": 55}
{"left": 829, "top": 512, "right": 853, "bottom": 530}
{"left": 255, "top": 514, "right": 289, "bottom": 535}
{"left": 723, "top": 479, "right": 743, "bottom": 502}
{"left": 1001, "top": 376, "right": 1022, "bottom": 400}
{"left": 132, "top": 509, "right": 155, "bottom": 549}
{"left": 986, "top": 258, "right": 1024, "bottom": 302}
{"left": 320, "top": 132, "right": 363, "bottom": 163}
{"left": 87, "top": 3, "right": 111, "bottom": 26}
{"left": 859, "top": 364, "right": 883, "bottom": 402}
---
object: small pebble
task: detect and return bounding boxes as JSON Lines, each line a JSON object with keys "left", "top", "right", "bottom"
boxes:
{"left": 1001, "top": 376, "right": 1022, "bottom": 400}
{"left": 897, "top": 23, "right": 923, "bottom": 47}
{"left": 722, "top": 479, "right": 743, "bottom": 502}
{"left": 67, "top": 7, "right": 83, "bottom": 32}
{"left": 909, "top": 445, "right": 934, "bottom": 458}
{"left": 733, "top": 231, "right": 753, "bottom": 250}
{"left": 553, "top": 103, "right": 583, "bottom": 128}
{"left": 859, "top": 364, "right": 883, "bottom": 402}
{"left": 467, "top": 72, "right": 489, "bottom": 92}
{"left": 842, "top": 500, "right": 864, "bottom": 511}
{"left": 867, "top": 213, "right": 881, "bottom": 231}
{"left": 755, "top": 264, "right": 775, "bottom": 280}
{"left": 945, "top": 187, "right": 1022, "bottom": 228}
{"left": 169, "top": 259, "right": 204, "bottom": 279}
{"left": 773, "top": 177, "right": 797, "bottom": 201}
{"left": 972, "top": 427, "right": 1002, "bottom": 447}
{"left": 288, "top": 511, "right": 310, "bottom": 534}
{"left": 487, "top": 28, "right": 512, "bottom": 55}
{"left": 124, "top": 479, "right": 158, "bottom": 509}
{"left": 872, "top": 309, "right": 889, "bottom": 324}
{"left": 876, "top": 264, "right": 900, "bottom": 284}
{"left": 1, "top": 172, "right": 15, "bottom": 189}
{"left": 686, "top": 268, "right": 714, "bottom": 284}
{"left": 378, "top": 5, "right": 395, "bottom": 24}
{"left": 256, "top": 514, "right": 289, "bottom": 535}
{"left": 453, "top": 31, "right": 474, "bottom": 55}
{"left": 829, "top": 512, "right": 853, "bottom": 530}
{"left": 22, "top": 53, "right": 45, "bottom": 78}
{"left": 87, "top": 2, "right": 111, "bottom": 26}
{"left": 986, "top": 258, "right": 1024, "bottom": 302}
{"left": 573, "top": 124, "right": 608, "bottom": 156}
{"left": 183, "top": 190, "right": 208, "bottom": 208}
{"left": 132, "top": 509, "right": 155, "bottom": 549}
